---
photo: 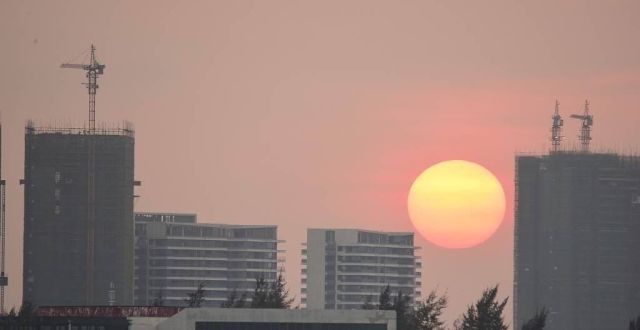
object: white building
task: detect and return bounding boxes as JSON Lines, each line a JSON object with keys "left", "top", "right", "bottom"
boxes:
{"left": 301, "top": 229, "right": 421, "bottom": 310}
{"left": 134, "top": 212, "right": 283, "bottom": 307}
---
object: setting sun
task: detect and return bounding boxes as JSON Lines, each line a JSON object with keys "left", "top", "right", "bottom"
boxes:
{"left": 408, "top": 160, "right": 506, "bottom": 249}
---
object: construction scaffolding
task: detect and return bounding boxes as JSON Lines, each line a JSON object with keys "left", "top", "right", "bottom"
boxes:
{"left": 514, "top": 152, "right": 640, "bottom": 330}
{"left": 23, "top": 123, "right": 135, "bottom": 306}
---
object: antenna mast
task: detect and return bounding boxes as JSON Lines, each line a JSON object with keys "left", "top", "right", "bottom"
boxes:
{"left": 550, "top": 100, "right": 564, "bottom": 153}
{"left": 570, "top": 100, "right": 593, "bottom": 153}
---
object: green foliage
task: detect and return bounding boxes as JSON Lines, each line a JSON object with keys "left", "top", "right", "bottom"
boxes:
{"left": 250, "top": 276, "right": 270, "bottom": 308}
{"left": 455, "top": 285, "right": 508, "bottom": 330}
{"left": 221, "top": 288, "right": 247, "bottom": 308}
{"left": 413, "top": 290, "right": 448, "bottom": 330}
{"left": 394, "top": 290, "right": 414, "bottom": 330}
{"left": 364, "top": 286, "right": 448, "bottom": 330}
{"left": 185, "top": 282, "right": 206, "bottom": 307}
{"left": 152, "top": 290, "right": 164, "bottom": 307}
{"left": 379, "top": 284, "right": 394, "bottom": 310}
{"left": 362, "top": 295, "right": 376, "bottom": 310}
{"left": 267, "top": 273, "right": 294, "bottom": 309}
{"left": 522, "top": 308, "right": 547, "bottom": 330}
{"left": 248, "top": 273, "right": 294, "bottom": 309}
{"left": 18, "top": 300, "right": 35, "bottom": 320}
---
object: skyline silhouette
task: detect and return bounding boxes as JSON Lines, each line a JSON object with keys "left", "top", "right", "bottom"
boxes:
{"left": 2, "top": 1, "right": 640, "bottom": 326}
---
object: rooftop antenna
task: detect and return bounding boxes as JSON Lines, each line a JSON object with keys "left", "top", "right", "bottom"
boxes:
{"left": 570, "top": 100, "right": 593, "bottom": 153}
{"left": 550, "top": 100, "right": 564, "bottom": 153}
{"left": 61, "top": 45, "right": 105, "bottom": 304}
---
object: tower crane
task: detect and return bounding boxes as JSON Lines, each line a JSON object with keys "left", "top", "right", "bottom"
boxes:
{"left": 61, "top": 45, "right": 105, "bottom": 303}
{"left": 60, "top": 44, "right": 105, "bottom": 133}
{"left": 0, "top": 123, "right": 7, "bottom": 314}
{"left": 551, "top": 100, "right": 564, "bottom": 152}
{"left": 570, "top": 100, "right": 593, "bottom": 153}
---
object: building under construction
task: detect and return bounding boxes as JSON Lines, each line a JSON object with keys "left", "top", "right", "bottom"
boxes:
{"left": 22, "top": 122, "right": 136, "bottom": 306}
{"left": 514, "top": 102, "right": 640, "bottom": 329}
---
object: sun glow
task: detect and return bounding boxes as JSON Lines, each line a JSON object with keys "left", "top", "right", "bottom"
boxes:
{"left": 407, "top": 160, "right": 505, "bottom": 249}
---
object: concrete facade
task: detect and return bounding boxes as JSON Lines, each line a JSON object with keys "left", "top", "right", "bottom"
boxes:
{"left": 134, "top": 212, "right": 281, "bottom": 307}
{"left": 302, "top": 228, "right": 421, "bottom": 310}
{"left": 155, "top": 308, "right": 396, "bottom": 330}
{"left": 23, "top": 124, "right": 135, "bottom": 306}
{"left": 514, "top": 152, "right": 640, "bottom": 329}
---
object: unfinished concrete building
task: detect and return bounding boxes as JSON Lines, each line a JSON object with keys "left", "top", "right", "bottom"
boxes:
{"left": 514, "top": 152, "right": 640, "bottom": 329}
{"left": 22, "top": 122, "right": 136, "bottom": 306}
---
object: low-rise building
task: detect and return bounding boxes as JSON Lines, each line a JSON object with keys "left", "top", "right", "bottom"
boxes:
{"left": 302, "top": 228, "right": 421, "bottom": 310}
{"left": 134, "top": 212, "right": 281, "bottom": 307}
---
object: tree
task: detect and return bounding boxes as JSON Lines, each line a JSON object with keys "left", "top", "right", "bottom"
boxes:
{"left": 185, "top": 282, "right": 206, "bottom": 307}
{"left": 152, "top": 290, "right": 164, "bottom": 307}
{"left": 267, "top": 273, "right": 294, "bottom": 309}
{"left": 393, "top": 290, "right": 414, "bottom": 330}
{"left": 362, "top": 295, "right": 376, "bottom": 310}
{"left": 250, "top": 276, "right": 270, "bottom": 308}
{"left": 221, "top": 288, "right": 247, "bottom": 308}
{"left": 413, "top": 290, "right": 448, "bottom": 330}
{"left": 456, "top": 285, "right": 508, "bottom": 330}
{"left": 522, "top": 307, "right": 548, "bottom": 330}
{"left": 629, "top": 316, "right": 640, "bottom": 330}
{"left": 379, "top": 284, "right": 394, "bottom": 310}
{"left": 17, "top": 300, "right": 35, "bottom": 320}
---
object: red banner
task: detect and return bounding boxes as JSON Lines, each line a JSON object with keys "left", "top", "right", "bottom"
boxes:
{"left": 36, "top": 306, "right": 183, "bottom": 318}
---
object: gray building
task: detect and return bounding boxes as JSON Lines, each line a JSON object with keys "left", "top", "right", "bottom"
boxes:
{"left": 514, "top": 152, "right": 640, "bottom": 329}
{"left": 153, "top": 308, "right": 396, "bottom": 330}
{"left": 23, "top": 122, "right": 135, "bottom": 306}
{"left": 302, "top": 228, "right": 421, "bottom": 310}
{"left": 134, "top": 212, "right": 281, "bottom": 307}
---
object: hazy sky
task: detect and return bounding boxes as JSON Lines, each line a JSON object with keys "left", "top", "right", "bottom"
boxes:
{"left": 2, "top": 0, "right": 640, "bottom": 326}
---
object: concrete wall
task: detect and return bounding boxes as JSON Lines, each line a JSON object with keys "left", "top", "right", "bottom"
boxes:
{"left": 305, "top": 229, "right": 327, "bottom": 309}
{"left": 157, "top": 308, "right": 396, "bottom": 330}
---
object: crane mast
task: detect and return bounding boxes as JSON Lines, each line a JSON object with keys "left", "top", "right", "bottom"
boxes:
{"left": 0, "top": 122, "right": 7, "bottom": 314}
{"left": 550, "top": 100, "right": 564, "bottom": 153}
{"left": 61, "top": 45, "right": 105, "bottom": 304}
{"left": 570, "top": 100, "right": 593, "bottom": 153}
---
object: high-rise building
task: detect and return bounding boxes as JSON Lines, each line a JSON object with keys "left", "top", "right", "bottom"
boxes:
{"left": 514, "top": 152, "right": 640, "bottom": 329}
{"left": 301, "top": 228, "right": 421, "bottom": 310}
{"left": 134, "top": 212, "right": 281, "bottom": 307}
{"left": 22, "top": 122, "right": 136, "bottom": 306}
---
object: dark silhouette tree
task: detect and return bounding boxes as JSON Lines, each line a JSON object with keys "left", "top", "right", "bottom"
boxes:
{"left": 185, "top": 282, "right": 206, "bottom": 307}
{"left": 17, "top": 300, "right": 35, "bottom": 320}
{"left": 413, "top": 290, "right": 448, "bottom": 330}
{"left": 221, "top": 288, "right": 247, "bottom": 308}
{"left": 629, "top": 315, "right": 640, "bottom": 330}
{"left": 393, "top": 290, "right": 414, "bottom": 330}
{"left": 379, "top": 284, "right": 394, "bottom": 310}
{"left": 522, "top": 307, "right": 548, "bottom": 330}
{"left": 250, "top": 276, "right": 270, "bottom": 308}
{"left": 267, "top": 273, "right": 294, "bottom": 309}
{"left": 152, "top": 289, "right": 164, "bottom": 307}
{"left": 456, "top": 285, "right": 508, "bottom": 330}
{"left": 362, "top": 295, "right": 376, "bottom": 310}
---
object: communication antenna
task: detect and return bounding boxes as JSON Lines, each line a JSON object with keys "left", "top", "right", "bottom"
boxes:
{"left": 550, "top": 100, "right": 564, "bottom": 153}
{"left": 570, "top": 100, "right": 593, "bottom": 153}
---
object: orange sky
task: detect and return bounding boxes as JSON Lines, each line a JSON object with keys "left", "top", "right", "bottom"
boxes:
{"left": 2, "top": 0, "right": 640, "bottom": 326}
